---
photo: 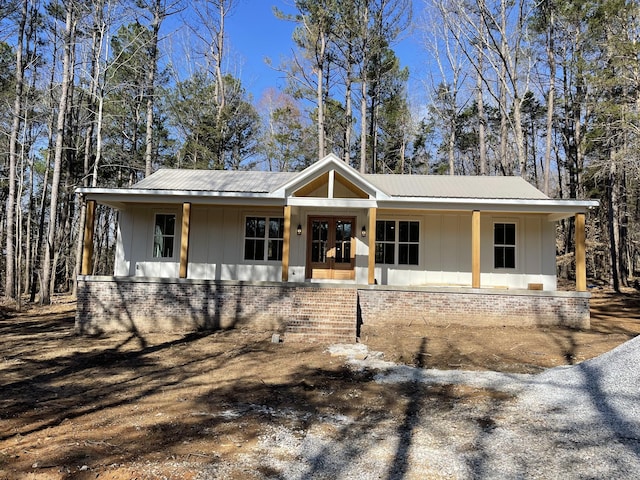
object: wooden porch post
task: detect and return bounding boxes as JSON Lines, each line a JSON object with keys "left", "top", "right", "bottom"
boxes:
{"left": 282, "top": 205, "right": 291, "bottom": 282}
{"left": 81, "top": 199, "right": 96, "bottom": 275}
{"left": 575, "top": 212, "right": 586, "bottom": 292}
{"left": 368, "top": 207, "right": 377, "bottom": 285}
{"left": 472, "top": 210, "right": 481, "bottom": 288}
{"left": 179, "top": 202, "right": 191, "bottom": 279}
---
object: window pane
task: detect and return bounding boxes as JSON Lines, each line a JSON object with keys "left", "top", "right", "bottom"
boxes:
{"left": 375, "top": 243, "right": 384, "bottom": 263}
{"left": 399, "top": 244, "right": 408, "bottom": 264}
{"left": 153, "top": 214, "right": 175, "bottom": 258}
{"left": 163, "top": 237, "right": 174, "bottom": 258}
{"left": 505, "top": 224, "right": 516, "bottom": 245}
{"left": 398, "top": 244, "right": 419, "bottom": 265}
{"left": 505, "top": 246, "right": 515, "bottom": 268}
{"left": 409, "top": 222, "right": 419, "bottom": 242}
{"left": 494, "top": 246, "right": 504, "bottom": 268}
{"left": 385, "top": 221, "right": 395, "bottom": 241}
{"left": 399, "top": 221, "right": 409, "bottom": 242}
{"left": 268, "top": 239, "right": 283, "bottom": 261}
{"left": 256, "top": 218, "right": 266, "bottom": 238}
{"left": 494, "top": 223, "right": 504, "bottom": 244}
{"left": 384, "top": 243, "right": 394, "bottom": 264}
{"left": 409, "top": 244, "right": 419, "bottom": 265}
{"left": 245, "top": 217, "right": 255, "bottom": 237}
{"left": 245, "top": 239, "right": 256, "bottom": 260}
{"left": 342, "top": 241, "right": 351, "bottom": 262}
{"left": 254, "top": 239, "right": 264, "bottom": 260}
{"left": 375, "top": 221, "right": 385, "bottom": 241}
{"left": 269, "top": 218, "right": 284, "bottom": 239}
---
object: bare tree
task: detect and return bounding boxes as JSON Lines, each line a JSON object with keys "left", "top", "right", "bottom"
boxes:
{"left": 5, "top": 0, "right": 28, "bottom": 301}
{"left": 41, "top": 1, "right": 77, "bottom": 305}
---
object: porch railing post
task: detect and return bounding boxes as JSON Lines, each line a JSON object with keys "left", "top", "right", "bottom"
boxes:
{"left": 81, "top": 199, "right": 96, "bottom": 275}
{"left": 575, "top": 212, "right": 586, "bottom": 292}
{"left": 472, "top": 210, "right": 481, "bottom": 288}
{"left": 282, "top": 205, "right": 291, "bottom": 282}
{"left": 179, "top": 202, "right": 191, "bottom": 279}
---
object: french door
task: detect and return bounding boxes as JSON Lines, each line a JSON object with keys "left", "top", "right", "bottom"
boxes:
{"left": 307, "top": 216, "right": 355, "bottom": 280}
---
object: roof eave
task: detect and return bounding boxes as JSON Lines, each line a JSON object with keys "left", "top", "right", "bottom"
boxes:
{"left": 77, "top": 187, "right": 285, "bottom": 209}
{"left": 377, "top": 197, "right": 599, "bottom": 217}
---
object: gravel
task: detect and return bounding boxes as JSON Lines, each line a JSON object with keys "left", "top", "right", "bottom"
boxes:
{"left": 198, "top": 337, "right": 640, "bottom": 479}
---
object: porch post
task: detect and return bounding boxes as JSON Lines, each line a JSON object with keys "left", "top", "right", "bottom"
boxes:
{"left": 179, "top": 202, "right": 191, "bottom": 279}
{"left": 575, "top": 212, "right": 586, "bottom": 292}
{"left": 282, "top": 205, "right": 291, "bottom": 282}
{"left": 368, "top": 207, "right": 377, "bottom": 285}
{"left": 472, "top": 210, "right": 481, "bottom": 288}
{"left": 81, "top": 199, "right": 96, "bottom": 275}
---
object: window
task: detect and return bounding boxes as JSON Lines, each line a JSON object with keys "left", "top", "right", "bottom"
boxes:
{"left": 153, "top": 213, "right": 176, "bottom": 258}
{"left": 494, "top": 223, "right": 516, "bottom": 269}
{"left": 375, "top": 220, "right": 395, "bottom": 264}
{"left": 375, "top": 220, "right": 419, "bottom": 265}
{"left": 398, "top": 221, "right": 419, "bottom": 265}
{"left": 244, "top": 216, "right": 284, "bottom": 261}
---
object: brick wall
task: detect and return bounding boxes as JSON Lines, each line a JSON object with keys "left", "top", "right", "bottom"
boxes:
{"left": 76, "top": 277, "right": 590, "bottom": 340}
{"left": 357, "top": 287, "right": 590, "bottom": 329}
{"left": 76, "top": 277, "right": 358, "bottom": 340}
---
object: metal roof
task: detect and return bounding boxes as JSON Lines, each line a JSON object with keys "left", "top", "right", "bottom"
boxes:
{"left": 78, "top": 155, "right": 597, "bottom": 216}
{"left": 132, "top": 168, "right": 550, "bottom": 200}
{"left": 364, "top": 174, "right": 549, "bottom": 200}
{"left": 132, "top": 169, "right": 296, "bottom": 193}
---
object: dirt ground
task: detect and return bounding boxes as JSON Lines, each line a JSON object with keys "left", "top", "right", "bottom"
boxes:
{"left": 1, "top": 287, "right": 639, "bottom": 479}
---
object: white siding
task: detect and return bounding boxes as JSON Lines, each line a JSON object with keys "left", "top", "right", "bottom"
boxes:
{"left": 112, "top": 205, "right": 557, "bottom": 290}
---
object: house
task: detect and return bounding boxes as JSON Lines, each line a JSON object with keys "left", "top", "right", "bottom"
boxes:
{"left": 76, "top": 154, "right": 598, "bottom": 341}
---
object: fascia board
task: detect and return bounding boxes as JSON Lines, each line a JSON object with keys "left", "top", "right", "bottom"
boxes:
{"left": 286, "top": 197, "right": 378, "bottom": 208}
{"left": 77, "top": 188, "right": 285, "bottom": 208}
{"left": 377, "top": 197, "right": 599, "bottom": 214}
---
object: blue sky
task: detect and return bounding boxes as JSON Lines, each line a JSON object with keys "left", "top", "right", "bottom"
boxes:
{"left": 222, "top": 1, "right": 426, "bottom": 102}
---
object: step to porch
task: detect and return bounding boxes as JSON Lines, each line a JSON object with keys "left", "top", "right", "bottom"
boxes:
{"left": 284, "top": 319, "right": 356, "bottom": 344}
{"left": 283, "top": 287, "right": 358, "bottom": 343}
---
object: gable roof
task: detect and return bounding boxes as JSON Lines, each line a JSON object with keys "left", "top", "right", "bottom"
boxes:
{"left": 364, "top": 174, "right": 548, "bottom": 200}
{"left": 77, "top": 154, "right": 598, "bottom": 216}
{"left": 133, "top": 169, "right": 295, "bottom": 193}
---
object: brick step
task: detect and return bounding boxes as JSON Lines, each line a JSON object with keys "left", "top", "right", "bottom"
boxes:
{"left": 284, "top": 318, "right": 357, "bottom": 344}
{"left": 286, "top": 320, "right": 354, "bottom": 328}
{"left": 284, "top": 331, "right": 356, "bottom": 344}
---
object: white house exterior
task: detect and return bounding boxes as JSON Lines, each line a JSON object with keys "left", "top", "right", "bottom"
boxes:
{"left": 76, "top": 154, "right": 598, "bottom": 340}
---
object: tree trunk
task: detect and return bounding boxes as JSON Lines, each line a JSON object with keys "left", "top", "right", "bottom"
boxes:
{"left": 607, "top": 157, "right": 620, "bottom": 292}
{"left": 145, "top": 0, "right": 161, "bottom": 177}
{"left": 5, "top": 0, "right": 28, "bottom": 301}
{"left": 543, "top": 7, "right": 555, "bottom": 195}
{"left": 360, "top": 79, "right": 367, "bottom": 173}
{"left": 316, "top": 31, "right": 326, "bottom": 160}
{"left": 42, "top": 4, "right": 75, "bottom": 305}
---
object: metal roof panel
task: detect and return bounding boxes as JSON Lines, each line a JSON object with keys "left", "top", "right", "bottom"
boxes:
{"left": 364, "top": 174, "right": 550, "bottom": 200}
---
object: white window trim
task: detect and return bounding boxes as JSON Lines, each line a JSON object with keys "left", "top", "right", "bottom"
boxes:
{"left": 151, "top": 210, "right": 179, "bottom": 260}
{"left": 375, "top": 219, "right": 421, "bottom": 266}
{"left": 243, "top": 215, "right": 285, "bottom": 263}
{"left": 493, "top": 220, "right": 518, "bottom": 270}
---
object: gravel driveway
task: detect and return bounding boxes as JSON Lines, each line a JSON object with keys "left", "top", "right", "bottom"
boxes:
{"left": 203, "top": 337, "right": 640, "bottom": 479}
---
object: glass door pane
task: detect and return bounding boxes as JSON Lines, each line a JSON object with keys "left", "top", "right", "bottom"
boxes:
{"left": 334, "top": 220, "right": 352, "bottom": 263}
{"left": 311, "top": 220, "right": 329, "bottom": 263}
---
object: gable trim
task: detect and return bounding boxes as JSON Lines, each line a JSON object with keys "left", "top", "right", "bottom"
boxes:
{"left": 271, "top": 153, "right": 389, "bottom": 200}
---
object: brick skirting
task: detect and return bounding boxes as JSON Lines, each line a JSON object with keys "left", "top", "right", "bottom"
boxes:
{"left": 75, "top": 276, "right": 358, "bottom": 341}
{"left": 357, "top": 286, "right": 590, "bottom": 329}
{"left": 76, "top": 277, "right": 590, "bottom": 341}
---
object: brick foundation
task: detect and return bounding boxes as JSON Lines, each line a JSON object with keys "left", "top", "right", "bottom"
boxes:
{"left": 76, "top": 276, "right": 358, "bottom": 342}
{"left": 76, "top": 277, "right": 590, "bottom": 342}
{"left": 357, "top": 286, "right": 590, "bottom": 329}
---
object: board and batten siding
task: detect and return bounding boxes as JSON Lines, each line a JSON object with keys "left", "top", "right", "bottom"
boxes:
{"left": 113, "top": 205, "right": 556, "bottom": 290}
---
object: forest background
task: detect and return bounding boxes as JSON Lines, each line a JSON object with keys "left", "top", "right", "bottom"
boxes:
{"left": 0, "top": 0, "right": 638, "bottom": 306}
